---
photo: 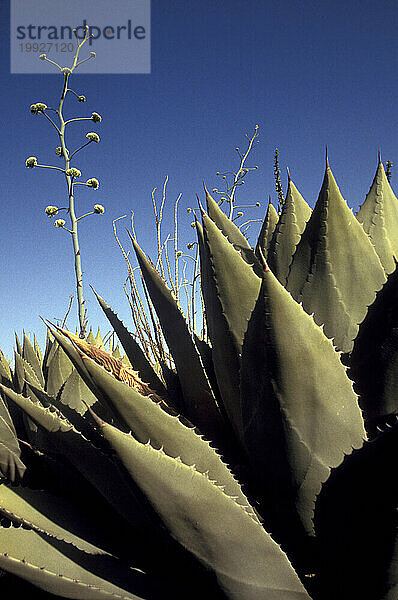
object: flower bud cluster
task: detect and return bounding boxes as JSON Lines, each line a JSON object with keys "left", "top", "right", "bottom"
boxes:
{"left": 30, "top": 103, "right": 47, "bottom": 114}
{"left": 45, "top": 206, "right": 59, "bottom": 217}
{"left": 55, "top": 146, "right": 63, "bottom": 156}
{"left": 86, "top": 178, "right": 99, "bottom": 189}
{"left": 86, "top": 132, "right": 100, "bottom": 143}
{"left": 54, "top": 219, "right": 65, "bottom": 227}
{"left": 25, "top": 156, "right": 38, "bottom": 168}
{"left": 65, "top": 168, "right": 81, "bottom": 178}
{"left": 94, "top": 204, "right": 105, "bottom": 214}
{"left": 91, "top": 112, "right": 102, "bottom": 123}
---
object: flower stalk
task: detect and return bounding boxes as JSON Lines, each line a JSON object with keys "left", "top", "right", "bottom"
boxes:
{"left": 25, "top": 26, "right": 103, "bottom": 339}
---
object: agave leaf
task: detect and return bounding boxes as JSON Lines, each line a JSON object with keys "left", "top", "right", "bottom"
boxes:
{"left": 0, "top": 384, "right": 73, "bottom": 435}
{"left": 240, "top": 264, "right": 366, "bottom": 540}
{"left": 199, "top": 210, "right": 261, "bottom": 439}
{"left": 22, "top": 334, "right": 44, "bottom": 388}
{"left": 255, "top": 198, "right": 279, "bottom": 260}
{"left": 201, "top": 211, "right": 261, "bottom": 355}
{"left": 19, "top": 354, "right": 46, "bottom": 402}
{"left": 0, "top": 350, "right": 12, "bottom": 387}
{"left": 314, "top": 421, "right": 398, "bottom": 600}
{"left": 80, "top": 354, "right": 259, "bottom": 522}
{"left": 86, "top": 328, "right": 96, "bottom": 345}
{"left": 195, "top": 218, "right": 242, "bottom": 440}
{"left": 42, "top": 328, "right": 54, "bottom": 381}
{"left": 0, "top": 484, "right": 108, "bottom": 555}
{"left": 46, "top": 343, "right": 73, "bottom": 397}
{"left": 267, "top": 175, "right": 312, "bottom": 285}
{"left": 14, "top": 333, "right": 22, "bottom": 356}
{"left": 112, "top": 345, "right": 122, "bottom": 359}
{"left": 94, "top": 328, "right": 106, "bottom": 350}
{"left": 43, "top": 321, "right": 108, "bottom": 406}
{"left": 33, "top": 334, "right": 42, "bottom": 363}
{"left": 356, "top": 158, "right": 398, "bottom": 273}
{"left": 12, "top": 353, "right": 39, "bottom": 440}
{"left": 13, "top": 351, "right": 25, "bottom": 394}
{"left": 287, "top": 162, "right": 386, "bottom": 352}
{"left": 0, "top": 525, "right": 151, "bottom": 600}
{"left": 60, "top": 369, "right": 98, "bottom": 416}
{"left": 349, "top": 261, "right": 398, "bottom": 436}
{"left": 204, "top": 185, "right": 263, "bottom": 276}
{"left": 91, "top": 287, "right": 167, "bottom": 399}
{"left": 0, "top": 384, "right": 168, "bottom": 544}
{"left": 0, "top": 391, "right": 16, "bottom": 437}
{"left": 0, "top": 416, "right": 25, "bottom": 482}
{"left": 96, "top": 417, "right": 312, "bottom": 600}
{"left": 131, "top": 238, "right": 226, "bottom": 442}
{"left": 204, "top": 184, "right": 252, "bottom": 249}
{"left": 0, "top": 484, "right": 184, "bottom": 599}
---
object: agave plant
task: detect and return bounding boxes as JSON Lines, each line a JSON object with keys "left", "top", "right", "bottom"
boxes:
{"left": 0, "top": 155, "right": 397, "bottom": 600}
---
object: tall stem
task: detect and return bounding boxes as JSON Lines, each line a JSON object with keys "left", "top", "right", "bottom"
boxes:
{"left": 58, "top": 73, "right": 87, "bottom": 338}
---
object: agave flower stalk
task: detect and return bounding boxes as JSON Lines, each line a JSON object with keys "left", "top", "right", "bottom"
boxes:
{"left": 26, "top": 26, "right": 102, "bottom": 339}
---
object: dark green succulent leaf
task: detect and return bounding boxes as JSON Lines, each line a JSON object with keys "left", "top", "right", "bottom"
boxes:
{"left": 356, "top": 159, "right": 398, "bottom": 273}
{"left": 91, "top": 287, "right": 167, "bottom": 399}
{"left": 196, "top": 217, "right": 242, "bottom": 441}
{"left": 204, "top": 184, "right": 252, "bottom": 250}
{"left": 314, "top": 421, "right": 398, "bottom": 600}
{"left": 350, "top": 260, "right": 398, "bottom": 436}
{"left": 60, "top": 368, "right": 98, "bottom": 416}
{"left": 131, "top": 238, "right": 226, "bottom": 442}
{"left": 201, "top": 211, "right": 261, "bottom": 351}
{"left": 193, "top": 334, "right": 221, "bottom": 402}
{"left": 22, "top": 334, "right": 44, "bottom": 388}
{"left": 42, "top": 328, "right": 54, "bottom": 382}
{"left": 19, "top": 354, "right": 46, "bottom": 405}
{"left": 0, "top": 390, "right": 16, "bottom": 437}
{"left": 45, "top": 343, "right": 74, "bottom": 397}
{"left": 97, "top": 417, "right": 312, "bottom": 600}
{"left": 0, "top": 484, "right": 182, "bottom": 600}
{"left": 0, "top": 350, "right": 12, "bottom": 387}
{"left": 255, "top": 198, "right": 279, "bottom": 261}
{"left": 24, "top": 377, "right": 107, "bottom": 450}
{"left": 267, "top": 176, "right": 312, "bottom": 285}
{"left": 11, "top": 353, "right": 39, "bottom": 440}
{"left": 0, "top": 384, "right": 171, "bottom": 549}
{"left": 241, "top": 265, "right": 366, "bottom": 539}
{"left": 199, "top": 210, "right": 261, "bottom": 439}
{"left": 13, "top": 351, "right": 25, "bottom": 394}
{"left": 14, "top": 333, "right": 22, "bottom": 356}
{"left": 0, "top": 383, "right": 72, "bottom": 435}
{"left": 204, "top": 185, "right": 263, "bottom": 277}
{"left": 287, "top": 163, "right": 386, "bottom": 352}
{"left": 43, "top": 321, "right": 107, "bottom": 406}
{"left": 0, "top": 484, "right": 109, "bottom": 555}
{"left": 33, "top": 334, "right": 42, "bottom": 363}
{"left": 80, "top": 354, "right": 259, "bottom": 521}
{"left": 0, "top": 416, "right": 25, "bottom": 482}
{"left": 0, "top": 525, "right": 152, "bottom": 600}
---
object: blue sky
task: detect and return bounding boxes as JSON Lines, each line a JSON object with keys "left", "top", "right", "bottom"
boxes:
{"left": 1, "top": 0, "right": 397, "bottom": 359}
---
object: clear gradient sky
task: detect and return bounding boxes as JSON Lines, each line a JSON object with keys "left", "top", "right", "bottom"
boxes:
{"left": 1, "top": 0, "right": 397, "bottom": 359}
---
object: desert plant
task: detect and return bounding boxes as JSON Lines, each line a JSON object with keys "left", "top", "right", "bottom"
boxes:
{"left": 3, "top": 23, "right": 398, "bottom": 600}
{"left": 0, "top": 151, "right": 397, "bottom": 599}
{"left": 25, "top": 26, "right": 103, "bottom": 339}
